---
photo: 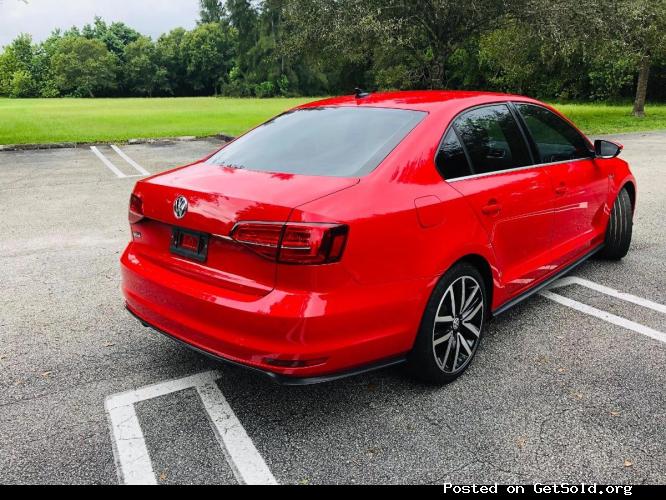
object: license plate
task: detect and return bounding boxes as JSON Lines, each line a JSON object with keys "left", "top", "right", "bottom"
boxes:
{"left": 170, "top": 228, "right": 209, "bottom": 263}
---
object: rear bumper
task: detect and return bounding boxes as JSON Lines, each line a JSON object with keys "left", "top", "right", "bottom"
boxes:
{"left": 126, "top": 305, "right": 405, "bottom": 385}
{"left": 121, "top": 243, "right": 429, "bottom": 381}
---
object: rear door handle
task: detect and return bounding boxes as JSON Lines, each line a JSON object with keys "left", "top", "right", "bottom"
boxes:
{"left": 481, "top": 200, "right": 502, "bottom": 216}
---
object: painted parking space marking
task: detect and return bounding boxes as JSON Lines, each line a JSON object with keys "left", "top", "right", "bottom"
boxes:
{"left": 111, "top": 145, "right": 151, "bottom": 176}
{"left": 541, "top": 277, "right": 666, "bottom": 344}
{"left": 90, "top": 145, "right": 149, "bottom": 179}
{"left": 548, "top": 276, "right": 666, "bottom": 314}
{"left": 105, "top": 371, "right": 278, "bottom": 486}
{"left": 90, "top": 146, "right": 127, "bottom": 179}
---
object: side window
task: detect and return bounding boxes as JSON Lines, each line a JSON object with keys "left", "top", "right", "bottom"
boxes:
{"left": 515, "top": 104, "right": 592, "bottom": 164}
{"left": 454, "top": 104, "right": 532, "bottom": 175}
{"left": 435, "top": 129, "right": 472, "bottom": 180}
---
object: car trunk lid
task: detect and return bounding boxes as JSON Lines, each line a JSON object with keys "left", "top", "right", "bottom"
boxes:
{"left": 130, "top": 162, "right": 359, "bottom": 297}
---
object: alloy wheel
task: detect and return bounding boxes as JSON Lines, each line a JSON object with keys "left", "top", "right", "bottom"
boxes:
{"left": 432, "top": 276, "right": 484, "bottom": 374}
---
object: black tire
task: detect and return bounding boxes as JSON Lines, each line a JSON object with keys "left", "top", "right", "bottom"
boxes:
{"left": 599, "top": 188, "right": 633, "bottom": 261}
{"left": 408, "top": 262, "right": 488, "bottom": 385}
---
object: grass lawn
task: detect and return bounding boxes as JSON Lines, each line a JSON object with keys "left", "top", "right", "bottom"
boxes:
{"left": 0, "top": 97, "right": 317, "bottom": 145}
{"left": 1, "top": 97, "right": 665, "bottom": 145}
{"left": 554, "top": 102, "right": 666, "bottom": 136}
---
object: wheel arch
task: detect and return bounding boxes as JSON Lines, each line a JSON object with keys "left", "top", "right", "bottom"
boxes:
{"left": 408, "top": 252, "right": 495, "bottom": 382}
{"left": 453, "top": 254, "right": 495, "bottom": 313}
{"left": 621, "top": 180, "right": 637, "bottom": 212}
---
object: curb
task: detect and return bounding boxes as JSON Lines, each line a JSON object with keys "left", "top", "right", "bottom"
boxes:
{"left": 0, "top": 133, "right": 235, "bottom": 152}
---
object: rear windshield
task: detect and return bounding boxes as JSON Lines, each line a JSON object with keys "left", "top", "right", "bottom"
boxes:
{"left": 209, "top": 107, "right": 426, "bottom": 177}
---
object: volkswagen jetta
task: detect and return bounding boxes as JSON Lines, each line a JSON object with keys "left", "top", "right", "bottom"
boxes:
{"left": 121, "top": 91, "right": 636, "bottom": 385}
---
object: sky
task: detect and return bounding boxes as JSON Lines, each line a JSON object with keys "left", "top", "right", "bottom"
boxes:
{"left": 0, "top": 0, "right": 200, "bottom": 47}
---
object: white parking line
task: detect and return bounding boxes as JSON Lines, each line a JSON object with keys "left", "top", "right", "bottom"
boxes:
{"left": 548, "top": 276, "right": 666, "bottom": 314}
{"left": 196, "top": 381, "right": 277, "bottom": 485}
{"left": 106, "top": 400, "right": 154, "bottom": 484}
{"left": 111, "top": 145, "right": 150, "bottom": 176}
{"left": 541, "top": 277, "right": 666, "bottom": 344}
{"left": 90, "top": 146, "right": 126, "bottom": 179}
{"left": 105, "top": 371, "right": 277, "bottom": 486}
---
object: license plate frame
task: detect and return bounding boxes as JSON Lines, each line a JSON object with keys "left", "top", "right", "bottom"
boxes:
{"left": 170, "top": 227, "right": 209, "bottom": 263}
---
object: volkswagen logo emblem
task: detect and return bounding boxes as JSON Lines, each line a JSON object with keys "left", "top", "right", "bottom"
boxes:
{"left": 173, "top": 196, "right": 189, "bottom": 219}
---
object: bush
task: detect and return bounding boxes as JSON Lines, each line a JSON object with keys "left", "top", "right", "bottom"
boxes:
{"left": 588, "top": 53, "right": 635, "bottom": 101}
{"left": 220, "top": 79, "right": 254, "bottom": 97}
{"left": 254, "top": 81, "right": 276, "bottom": 98}
{"left": 9, "top": 69, "right": 36, "bottom": 97}
{"left": 39, "top": 79, "right": 61, "bottom": 98}
{"left": 277, "top": 75, "right": 291, "bottom": 96}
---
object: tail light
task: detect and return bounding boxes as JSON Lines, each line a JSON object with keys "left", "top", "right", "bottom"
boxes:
{"left": 231, "top": 223, "right": 284, "bottom": 260}
{"left": 231, "top": 222, "right": 349, "bottom": 265}
{"left": 128, "top": 194, "right": 144, "bottom": 224}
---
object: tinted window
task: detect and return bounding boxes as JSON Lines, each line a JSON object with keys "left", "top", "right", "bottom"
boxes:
{"left": 436, "top": 129, "right": 472, "bottom": 180}
{"left": 516, "top": 104, "right": 592, "bottom": 163}
{"left": 454, "top": 105, "right": 532, "bottom": 175}
{"left": 209, "top": 107, "right": 426, "bottom": 177}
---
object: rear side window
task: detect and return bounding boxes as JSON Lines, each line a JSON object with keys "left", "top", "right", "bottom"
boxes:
{"left": 209, "top": 107, "right": 426, "bottom": 177}
{"left": 435, "top": 129, "right": 472, "bottom": 180}
{"left": 454, "top": 104, "right": 532, "bottom": 175}
{"left": 515, "top": 104, "right": 592, "bottom": 164}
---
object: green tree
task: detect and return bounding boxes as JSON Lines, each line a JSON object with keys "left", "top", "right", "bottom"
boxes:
{"left": 479, "top": 21, "right": 539, "bottom": 94}
{"left": 614, "top": 0, "right": 666, "bottom": 116}
{"left": 156, "top": 28, "right": 190, "bottom": 95}
{"left": 51, "top": 36, "right": 118, "bottom": 97}
{"left": 509, "top": 0, "right": 666, "bottom": 116}
{"left": 199, "top": 0, "right": 226, "bottom": 24}
{"left": 226, "top": 0, "right": 258, "bottom": 75}
{"left": 587, "top": 41, "right": 635, "bottom": 101}
{"left": 0, "top": 34, "right": 38, "bottom": 97}
{"left": 124, "top": 37, "right": 169, "bottom": 96}
{"left": 6, "top": 33, "right": 34, "bottom": 68}
{"left": 1, "top": 2, "right": 665, "bottom": 102}
{"left": 33, "top": 31, "right": 64, "bottom": 97}
{"left": 9, "top": 68, "right": 35, "bottom": 97}
{"left": 181, "top": 23, "right": 236, "bottom": 94}
{"left": 282, "top": 0, "right": 503, "bottom": 91}
{"left": 0, "top": 47, "right": 21, "bottom": 96}
{"left": 81, "top": 17, "right": 142, "bottom": 58}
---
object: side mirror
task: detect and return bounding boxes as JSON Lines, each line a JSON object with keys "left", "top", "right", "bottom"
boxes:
{"left": 595, "top": 139, "right": 623, "bottom": 159}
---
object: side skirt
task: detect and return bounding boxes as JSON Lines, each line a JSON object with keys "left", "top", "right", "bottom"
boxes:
{"left": 492, "top": 245, "right": 604, "bottom": 317}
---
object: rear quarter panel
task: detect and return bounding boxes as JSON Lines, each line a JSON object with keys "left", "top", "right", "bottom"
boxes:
{"left": 291, "top": 109, "right": 499, "bottom": 305}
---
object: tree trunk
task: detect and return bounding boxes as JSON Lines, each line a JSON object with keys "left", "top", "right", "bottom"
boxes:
{"left": 633, "top": 56, "right": 650, "bottom": 118}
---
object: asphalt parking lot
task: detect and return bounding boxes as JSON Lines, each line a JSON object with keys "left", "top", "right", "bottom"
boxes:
{"left": 1, "top": 132, "right": 665, "bottom": 485}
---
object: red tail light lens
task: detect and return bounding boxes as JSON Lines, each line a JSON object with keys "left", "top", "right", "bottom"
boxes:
{"left": 128, "top": 194, "right": 144, "bottom": 224}
{"left": 231, "top": 222, "right": 283, "bottom": 260}
{"left": 280, "top": 223, "right": 348, "bottom": 264}
{"left": 231, "top": 222, "right": 349, "bottom": 265}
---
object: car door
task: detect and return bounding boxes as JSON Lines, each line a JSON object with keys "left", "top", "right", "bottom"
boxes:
{"left": 513, "top": 103, "right": 610, "bottom": 267}
{"left": 441, "top": 104, "right": 554, "bottom": 298}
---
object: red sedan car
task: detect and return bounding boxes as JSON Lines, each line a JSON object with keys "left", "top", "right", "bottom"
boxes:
{"left": 121, "top": 91, "right": 636, "bottom": 385}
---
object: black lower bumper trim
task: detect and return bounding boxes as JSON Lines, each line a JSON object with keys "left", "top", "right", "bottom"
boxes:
{"left": 125, "top": 306, "right": 407, "bottom": 386}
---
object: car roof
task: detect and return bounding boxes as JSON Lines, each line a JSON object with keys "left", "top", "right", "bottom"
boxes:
{"left": 297, "top": 90, "right": 542, "bottom": 113}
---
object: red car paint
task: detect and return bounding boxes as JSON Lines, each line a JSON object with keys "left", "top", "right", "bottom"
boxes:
{"left": 121, "top": 91, "right": 636, "bottom": 382}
